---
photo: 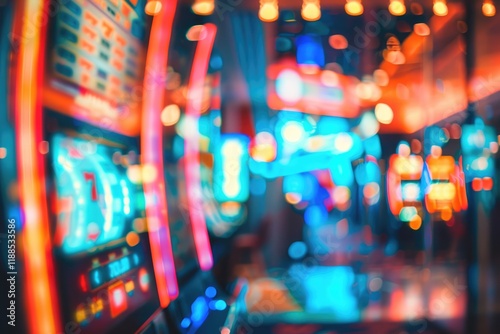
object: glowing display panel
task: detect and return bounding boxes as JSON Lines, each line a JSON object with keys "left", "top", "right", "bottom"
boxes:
{"left": 50, "top": 134, "right": 160, "bottom": 333}
{"left": 213, "top": 134, "right": 250, "bottom": 203}
{"left": 52, "top": 134, "right": 136, "bottom": 254}
{"left": 44, "top": 0, "right": 146, "bottom": 136}
{"left": 267, "top": 60, "right": 360, "bottom": 117}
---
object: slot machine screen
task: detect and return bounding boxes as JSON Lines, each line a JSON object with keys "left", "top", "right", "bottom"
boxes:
{"left": 44, "top": 0, "right": 147, "bottom": 136}
{"left": 50, "top": 134, "right": 160, "bottom": 333}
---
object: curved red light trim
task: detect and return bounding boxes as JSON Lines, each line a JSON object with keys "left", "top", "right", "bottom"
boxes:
{"left": 14, "top": 0, "right": 62, "bottom": 333}
{"left": 184, "top": 23, "right": 217, "bottom": 271}
{"left": 142, "top": 0, "right": 179, "bottom": 302}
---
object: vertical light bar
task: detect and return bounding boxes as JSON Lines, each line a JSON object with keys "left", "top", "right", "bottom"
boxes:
{"left": 14, "top": 0, "right": 62, "bottom": 333}
{"left": 213, "top": 135, "right": 250, "bottom": 203}
{"left": 142, "top": 0, "right": 179, "bottom": 303}
{"left": 184, "top": 23, "right": 217, "bottom": 271}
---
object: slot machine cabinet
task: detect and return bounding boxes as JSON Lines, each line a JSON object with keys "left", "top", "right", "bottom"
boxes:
{"left": 424, "top": 156, "right": 468, "bottom": 221}
{"left": 387, "top": 148, "right": 425, "bottom": 225}
{"left": 12, "top": 0, "right": 174, "bottom": 333}
{"left": 160, "top": 23, "right": 245, "bottom": 332}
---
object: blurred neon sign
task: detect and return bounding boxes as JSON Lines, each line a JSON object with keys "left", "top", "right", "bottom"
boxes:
{"left": 267, "top": 60, "right": 360, "bottom": 117}
{"left": 213, "top": 134, "right": 250, "bottom": 203}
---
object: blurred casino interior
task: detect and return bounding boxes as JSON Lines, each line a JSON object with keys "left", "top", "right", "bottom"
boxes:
{"left": 2, "top": 0, "right": 500, "bottom": 333}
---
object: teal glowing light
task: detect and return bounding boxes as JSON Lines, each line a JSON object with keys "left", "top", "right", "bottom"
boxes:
{"left": 399, "top": 206, "right": 418, "bottom": 222}
{"left": 354, "top": 161, "right": 381, "bottom": 186}
{"left": 288, "top": 241, "right": 307, "bottom": 259}
{"left": 250, "top": 133, "right": 362, "bottom": 180}
{"left": 213, "top": 134, "right": 250, "bottom": 202}
{"left": 302, "top": 266, "right": 359, "bottom": 321}
{"left": 363, "top": 135, "right": 382, "bottom": 159}
{"left": 214, "top": 300, "right": 227, "bottom": 311}
{"left": 330, "top": 159, "right": 355, "bottom": 187}
{"left": 424, "top": 126, "right": 449, "bottom": 155}
{"left": 52, "top": 134, "right": 135, "bottom": 254}
{"left": 461, "top": 119, "right": 497, "bottom": 180}
{"left": 316, "top": 116, "right": 350, "bottom": 135}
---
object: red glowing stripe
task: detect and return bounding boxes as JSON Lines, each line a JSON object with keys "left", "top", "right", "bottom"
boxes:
{"left": 184, "top": 24, "right": 217, "bottom": 271}
{"left": 14, "top": 1, "right": 62, "bottom": 333}
{"left": 141, "top": 0, "right": 179, "bottom": 303}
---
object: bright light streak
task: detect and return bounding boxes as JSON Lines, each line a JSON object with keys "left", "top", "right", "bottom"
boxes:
{"left": 184, "top": 23, "right": 217, "bottom": 271}
{"left": 142, "top": 0, "right": 179, "bottom": 303}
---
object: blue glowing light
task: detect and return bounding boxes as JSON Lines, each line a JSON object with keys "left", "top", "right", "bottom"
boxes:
{"left": 89, "top": 255, "right": 136, "bottom": 289}
{"left": 304, "top": 205, "right": 328, "bottom": 226}
{"left": 210, "top": 55, "right": 223, "bottom": 70}
{"left": 296, "top": 35, "right": 325, "bottom": 67}
{"left": 109, "top": 256, "right": 131, "bottom": 279}
{"left": 205, "top": 286, "right": 217, "bottom": 299}
{"left": 191, "top": 297, "right": 209, "bottom": 327}
{"left": 214, "top": 300, "right": 227, "bottom": 311}
{"left": 180, "top": 318, "right": 191, "bottom": 328}
{"left": 93, "top": 270, "right": 101, "bottom": 286}
{"left": 288, "top": 241, "right": 307, "bottom": 259}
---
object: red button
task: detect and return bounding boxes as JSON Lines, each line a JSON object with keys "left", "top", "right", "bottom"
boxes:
{"left": 108, "top": 282, "right": 128, "bottom": 318}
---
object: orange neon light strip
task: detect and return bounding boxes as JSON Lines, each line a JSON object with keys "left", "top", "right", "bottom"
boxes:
{"left": 141, "top": 0, "right": 179, "bottom": 303}
{"left": 14, "top": 0, "right": 62, "bottom": 333}
{"left": 184, "top": 24, "right": 217, "bottom": 271}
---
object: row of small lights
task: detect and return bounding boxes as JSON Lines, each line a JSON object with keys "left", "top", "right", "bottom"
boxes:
{"left": 142, "top": 0, "right": 498, "bottom": 20}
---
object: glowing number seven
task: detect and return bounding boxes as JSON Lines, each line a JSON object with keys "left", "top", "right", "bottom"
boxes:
{"left": 83, "top": 172, "right": 98, "bottom": 201}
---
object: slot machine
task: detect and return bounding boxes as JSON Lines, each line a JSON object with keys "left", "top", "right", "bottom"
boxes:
{"left": 461, "top": 118, "right": 498, "bottom": 194}
{"left": 387, "top": 142, "right": 425, "bottom": 227}
{"left": 424, "top": 155, "right": 468, "bottom": 221}
{"left": 162, "top": 24, "right": 246, "bottom": 333}
{"left": 422, "top": 126, "right": 468, "bottom": 222}
{"left": 12, "top": 0, "right": 173, "bottom": 333}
